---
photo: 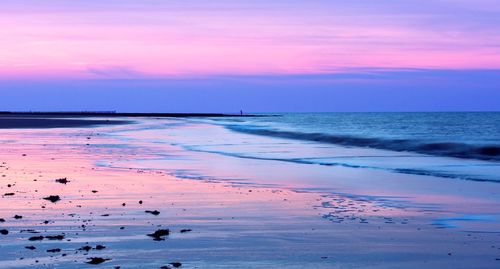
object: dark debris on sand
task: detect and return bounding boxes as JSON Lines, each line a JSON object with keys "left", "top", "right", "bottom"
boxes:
{"left": 79, "top": 245, "right": 106, "bottom": 252}
{"left": 145, "top": 210, "right": 160, "bottom": 216}
{"left": 20, "top": 229, "right": 39, "bottom": 234}
{"left": 86, "top": 257, "right": 111, "bottom": 265}
{"left": 161, "top": 262, "right": 182, "bottom": 268}
{"left": 29, "top": 234, "right": 65, "bottom": 241}
{"left": 45, "top": 235, "right": 65, "bottom": 240}
{"left": 55, "top": 178, "right": 70, "bottom": 184}
{"left": 79, "top": 245, "right": 92, "bottom": 252}
{"left": 147, "top": 229, "right": 170, "bottom": 241}
{"left": 28, "top": 236, "right": 44, "bottom": 241}
{"left": 0, "top": 158, "right": 195, "bottom": 267}
{"left": 43, "top": 195, "right": 61, "bottom": 203}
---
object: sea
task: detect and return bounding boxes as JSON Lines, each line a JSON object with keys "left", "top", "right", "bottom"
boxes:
{"left": 191, "top": 112, "right": 500, "bottom": 183}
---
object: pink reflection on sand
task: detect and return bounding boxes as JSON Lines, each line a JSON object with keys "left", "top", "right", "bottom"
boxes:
{"left": 0, "top": 127, "right": 326, "bottom": 227}
{"left": 0, "top": 121, "right": 425, "bottom": 233}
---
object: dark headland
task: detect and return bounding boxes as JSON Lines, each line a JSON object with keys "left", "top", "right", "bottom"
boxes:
{"left": 0, "top": 111, "right": 258, "bottom": 129}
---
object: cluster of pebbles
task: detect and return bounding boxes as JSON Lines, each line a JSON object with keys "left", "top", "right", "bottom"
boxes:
{"left": 1, "top": 172, "right": 188, "bottom": 268}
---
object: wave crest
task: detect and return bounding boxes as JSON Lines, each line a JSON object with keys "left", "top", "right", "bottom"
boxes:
{"left": 227, "top": 125, "right": 500, "bottom": 162}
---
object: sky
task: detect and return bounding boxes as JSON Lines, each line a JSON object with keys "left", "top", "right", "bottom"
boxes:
{"left": 0, "top": 0, "right": 499, "bottom": 112}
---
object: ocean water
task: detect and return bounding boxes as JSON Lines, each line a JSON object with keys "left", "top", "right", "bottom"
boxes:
{"left": 220, "top": 112, "right": 500, "bottom": 161}
{"left": 187, "top": 112, "right": 500, "bottom": 183}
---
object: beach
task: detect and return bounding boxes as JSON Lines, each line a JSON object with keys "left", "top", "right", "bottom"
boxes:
{"left": 1, "top": 114, "right": 500, "bottom": 268}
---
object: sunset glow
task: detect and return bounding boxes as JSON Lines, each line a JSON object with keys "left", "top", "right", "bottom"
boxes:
{"left": 1, "top": 0, "right": 500, "bottom": 79}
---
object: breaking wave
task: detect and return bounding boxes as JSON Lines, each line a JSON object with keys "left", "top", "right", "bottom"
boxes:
{"left": 226, "top": 125, "right": 500, "bottom": 162}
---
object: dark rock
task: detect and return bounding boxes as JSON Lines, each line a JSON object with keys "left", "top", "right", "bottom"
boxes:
{"left": 79, "top": 245, "right": 92, "bottom": 252}
{"left": 20, "top": 229, "right": 39, "bottom": 234}
{"left": 29, "top": 236, "right": 44, "bottom": 241}
{"left": 92, "top": 190, "right": 98, "bottom": 193}
{"left": 3, "top": 193, "right": 15, "bottom": 196}
{"left": 13, "top": 215, "right": 22, "bottom": 219}
{"left": 47, "top": 248, "right": 61, "bottom": 253}
{"left": 0, "top": 218, "right": 5, "bottom": 222}
{"left": 180, "top": 229, "right": 192, "bottom": 233}
{"left": 86, "top": 257, "right": 110, "bottom": 265}
{"left": 55, "top": 178, "right": 69, "bottom": 184}
{"left": 95, "top": 245, "right": 106, "bottom": 250}
{"left": 43, "top": 195, "right": 61, "bottom": 203}
{"left": 45, "top": 235, "right": 64, "bottom": 240}
{"left": 147, "top": 229, "right": 170, "bottom": 241}
{"left": 145, "top": 210, "right": 160, "bottom": 216}
{"left": 0, "top": 229, "right": 8, "bottom": 235}
{"left": 25, "top": 246, "right": 36, "bottom": 250}
{"left": 170, "top": 262, "right": 182, "bottom": 268}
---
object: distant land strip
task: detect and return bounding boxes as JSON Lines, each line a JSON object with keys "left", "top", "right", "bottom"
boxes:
{"left": 0, "top": 111, "right": 261, "bottom": 118}
{"left": 0, "top": 111, "right": 265, "bottom": 129}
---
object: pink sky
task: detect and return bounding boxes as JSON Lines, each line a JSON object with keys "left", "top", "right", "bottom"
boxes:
{"left": 1, "top": 1, "right": 500, "bottom": 79}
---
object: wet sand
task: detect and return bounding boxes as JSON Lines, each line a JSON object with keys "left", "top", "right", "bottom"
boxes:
{"left": 1, "top": 118, "right": 500, "bottom": 268}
